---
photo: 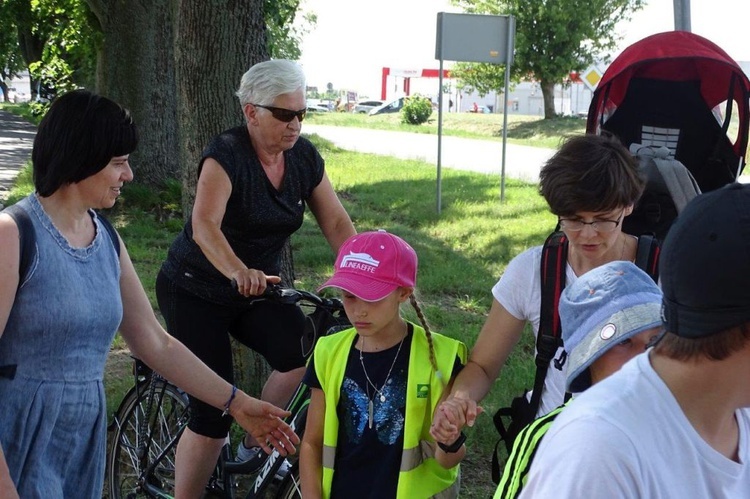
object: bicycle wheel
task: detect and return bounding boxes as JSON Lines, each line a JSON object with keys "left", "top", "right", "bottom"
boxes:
{"left": 107, "top": 380, "right": 189, "bottom": 499}
{"left": 275, "top": 461, "right": 301, "bottom": 499}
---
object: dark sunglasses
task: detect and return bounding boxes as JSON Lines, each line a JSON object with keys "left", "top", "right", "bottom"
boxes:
{"left": 252, "top": 104, "right": 306, "bottom": 123}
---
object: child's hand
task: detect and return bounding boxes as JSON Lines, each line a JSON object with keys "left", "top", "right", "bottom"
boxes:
{"left": 430, "top": 395, "right": 484, "bottom": 443}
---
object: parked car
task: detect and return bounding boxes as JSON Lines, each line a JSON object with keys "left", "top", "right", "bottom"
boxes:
{"left": 368, "top": 97, "right": 405, "bottom": 116}
{"left": 307, "top": 103, "right": 331, "bottom": 112}
{"left": 353, "top": 99, "right": 384, "bottom": 114}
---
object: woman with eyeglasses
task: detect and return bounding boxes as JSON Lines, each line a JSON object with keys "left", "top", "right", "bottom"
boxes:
{"left": 431, "top": 133, "right": 648, "bottom": 441}
{"left": 155, "top": 59, "right": 355, "bottom": 497}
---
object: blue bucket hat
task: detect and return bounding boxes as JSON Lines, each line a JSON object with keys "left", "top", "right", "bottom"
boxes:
{"left": 560, "top": 261, "right": 662, "bottom": 392}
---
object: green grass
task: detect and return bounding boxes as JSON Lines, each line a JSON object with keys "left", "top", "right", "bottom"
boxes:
{"left": 0, "top": 102, "right": 41, "bottom": 123}
{"left": 305, "top": 110, "right": 586, "bottom": 149}
{"left": 3, "top": 106, "right": 556, "bottom": 498}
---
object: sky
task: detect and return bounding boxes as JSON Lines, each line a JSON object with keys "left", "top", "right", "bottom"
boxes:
{"left": 297, "top": 0, "right": 750, "bottom": 100}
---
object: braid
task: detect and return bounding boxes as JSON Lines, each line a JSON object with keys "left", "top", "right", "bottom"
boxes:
{"left": 409, "top": 293, "right": 439, "bottom": 377}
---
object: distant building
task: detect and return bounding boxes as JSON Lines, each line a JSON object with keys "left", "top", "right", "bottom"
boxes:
{"left": 3, "top": 71, "right": 32, "bottom": 102}
{"left": 453, "top": 81, "right": 593, "bottom": 117}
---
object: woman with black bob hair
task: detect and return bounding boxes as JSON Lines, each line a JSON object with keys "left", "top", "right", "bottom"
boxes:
{"left": 0, "top": 90, "right": 298, "bottom": 498}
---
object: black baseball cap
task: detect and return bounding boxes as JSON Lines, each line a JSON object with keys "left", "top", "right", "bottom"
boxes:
{"left": 660, "top": 182, "right": 750, "bottom": 338}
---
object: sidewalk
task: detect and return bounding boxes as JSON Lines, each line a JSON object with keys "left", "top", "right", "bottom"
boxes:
{"left": 0, "top": 109, "right": 36, "bottom": 207}
{"left": 303, "top": 124, "right": 555, "bottom": 183}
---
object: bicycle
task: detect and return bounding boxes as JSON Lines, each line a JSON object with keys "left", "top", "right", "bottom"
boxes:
{"left": 106, "top": 285, "right": 349, "bottom": 499}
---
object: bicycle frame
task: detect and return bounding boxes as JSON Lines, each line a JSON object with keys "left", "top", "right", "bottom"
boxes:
{"left": 221, "top": 380, "right": 312, "bottom": 497}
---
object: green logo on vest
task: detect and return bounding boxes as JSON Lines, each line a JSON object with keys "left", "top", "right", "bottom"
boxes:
{"left": 416, "top": 384, "right": 429, "bottom": 398}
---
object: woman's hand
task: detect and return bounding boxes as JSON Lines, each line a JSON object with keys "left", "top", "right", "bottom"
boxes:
{"left": 230, "top": 393, "right": 300, "bottom": 456}
{"left": 430, "top": 395, "right": 483, "bottom": 443}
{"left": 230, "top": 269, "right": 281, "bottom": 297}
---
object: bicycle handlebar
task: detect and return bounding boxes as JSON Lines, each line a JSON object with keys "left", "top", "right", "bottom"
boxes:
{"left": 230, "top": 279, "right": 342, "bottom": 309}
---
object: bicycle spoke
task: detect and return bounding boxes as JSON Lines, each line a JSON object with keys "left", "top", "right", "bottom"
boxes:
{"left": 108, "top": 382, "right": 187, "bottom": 499}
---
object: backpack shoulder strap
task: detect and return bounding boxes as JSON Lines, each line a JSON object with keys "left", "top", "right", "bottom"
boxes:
{"left": 635, "top": 234, "right": 660, "bottom": 283}
{"left": 652, "top": 157, "right": 702, "bottom": 213}
{"left": 2, "top": 206, "right": 120, "bottom": 288}
{"left": 3, "top": 203, "right": 36, "bottom": 286}
{"left": 96, "top": 212, "right": 121, "bottom": 257}
{"left": 530, "top": 231, "right": 568, "bottom": 415}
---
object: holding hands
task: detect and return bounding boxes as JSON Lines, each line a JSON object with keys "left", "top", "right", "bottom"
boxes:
{"left": 431, "top": 393, "right": 484, "bottom": 444}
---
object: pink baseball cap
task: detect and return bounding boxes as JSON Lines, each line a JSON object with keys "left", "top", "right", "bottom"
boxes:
{"left": 318, "top": 230, "right": 418, "bottom": 302}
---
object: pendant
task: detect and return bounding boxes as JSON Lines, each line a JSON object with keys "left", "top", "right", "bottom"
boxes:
{"left": 380, "top": 394, "right": 386, "bottom": 402}
{"left": 368, "top": 400, "right": 374, "bottom": 429}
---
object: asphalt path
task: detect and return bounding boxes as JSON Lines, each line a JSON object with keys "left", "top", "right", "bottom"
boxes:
{"left": 0, "top": 109, "right": 36, "bottom": 207}
{"left": 303, "top": 124, "right": 555, "bottom": 183}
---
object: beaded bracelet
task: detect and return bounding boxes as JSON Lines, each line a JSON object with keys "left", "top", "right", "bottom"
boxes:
{"left": 221, "top": 385, "right": 238, "bottom": 417}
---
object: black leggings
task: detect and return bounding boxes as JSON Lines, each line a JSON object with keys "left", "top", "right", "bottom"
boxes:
{"left": 156, "top": 271, "right": 306, "bottom": 438}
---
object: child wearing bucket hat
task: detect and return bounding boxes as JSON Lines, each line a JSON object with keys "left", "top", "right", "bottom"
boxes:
{"left": 495, "top": 260, "right": 662, "bottom": 498}
{"left": 299, "top": 230, "right": 468, "bottom": 499}
{"left": 521, "top": 183, "right": 750, "bottom": 498}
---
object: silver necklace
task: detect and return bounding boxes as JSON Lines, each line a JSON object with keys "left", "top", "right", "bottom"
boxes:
{"left": 359, "top": 331, "right": 406, "bottom": 429}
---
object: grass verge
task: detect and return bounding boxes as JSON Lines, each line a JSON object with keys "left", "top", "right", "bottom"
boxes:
{"left": 304, "top": 110, "right": 586, "bottom": 149}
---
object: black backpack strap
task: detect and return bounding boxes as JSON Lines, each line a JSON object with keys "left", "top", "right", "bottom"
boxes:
{"left": 3, "top": 203, "right": 36, "bottom": 287}
{"left": 529, "top": 231, "right": 568, "bottom": 416}
{"left": 490, "top": 232, "right": 568, "bottom": 482}
{"left": 96, "top": 212, "right": 121, "bottom": 257}
{"left": 634, "top": 234, "right": 660, "bottom": 282}
{"left": 3, "top": 206, "right": 120, "bottom": 288}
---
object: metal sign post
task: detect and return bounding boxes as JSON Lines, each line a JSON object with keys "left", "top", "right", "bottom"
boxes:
{"left": 673, "top": 0, "right": 691, "bottom": 31}
{"left": 435, "top": 13, "right": 516, "bottom": 213}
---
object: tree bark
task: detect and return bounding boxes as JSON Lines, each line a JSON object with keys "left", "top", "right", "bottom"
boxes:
{"left": 174, "top": 0, "right": 270, "bottom": 397}
{"left": 541, "top": 79, "right": 557, "bottom": 120}
{"left": 86, "top": 0, "right": 179, "bottom": 187}
{"left": 174, "top": 0, "right": 266, "bottom": 215}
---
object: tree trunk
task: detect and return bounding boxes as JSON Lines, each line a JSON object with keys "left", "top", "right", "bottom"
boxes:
{"left": 174, "top": 0, "right": 270, "bottom": 397}
{"left": 86, "top": 0, "right": 179, "bottom": 187}
{"left": 174, "top": 0, "right": 266, "bottom": 215}
{"left": 540, "top": 79, "right": 557, "bottom": 120}
{"left": 14, "top": 1, "right": 45, "bottom": 100}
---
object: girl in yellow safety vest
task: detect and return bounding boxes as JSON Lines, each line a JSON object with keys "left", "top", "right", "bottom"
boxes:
{"left": 299, "top": 230, "right": 468, "bottom": 499}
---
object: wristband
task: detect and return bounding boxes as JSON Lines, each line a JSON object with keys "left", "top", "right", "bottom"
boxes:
{"left": 437, "top": 431, "right": 466, "bottom": 453}
{"left": 221, "top": 385, "right": 238, "bottom": 417}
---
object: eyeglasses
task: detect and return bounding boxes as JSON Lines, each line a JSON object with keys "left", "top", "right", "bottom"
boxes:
{"left": 558, "top": 209, "right": 625, "bottom": 233}
{"left": 252, "top": 104, "right": 306, "bottom": 123}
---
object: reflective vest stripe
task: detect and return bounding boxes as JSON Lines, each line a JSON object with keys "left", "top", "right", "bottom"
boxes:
{"left": 400, "top": 441, "right": 428, "bottom": 472}
{"left": 322, "top": 444, "right": 336, "bottom": 469}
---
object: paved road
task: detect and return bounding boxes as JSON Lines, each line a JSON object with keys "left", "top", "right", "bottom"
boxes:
{"left": 0, "top": 115, "right": 554, "bottom": 209}
{"left": 0, "top": 110, "right": 36, "bottom": 207}
{"left": 303, "top": 124, "right": 555, "bottom": 183}
{"left": 2, "top": 112, "right": 747, "bottom": 207}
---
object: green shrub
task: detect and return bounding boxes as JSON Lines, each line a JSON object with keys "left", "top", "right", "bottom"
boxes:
{"left": 401, "top": 95, "right": 432, "bottom": 125}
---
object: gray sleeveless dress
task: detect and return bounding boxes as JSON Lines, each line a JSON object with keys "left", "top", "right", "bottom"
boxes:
{"left": 0, "top": 194, "right": 122, "bottom": 498}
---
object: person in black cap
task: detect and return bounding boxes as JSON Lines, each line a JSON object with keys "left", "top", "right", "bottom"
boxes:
{"left": 519, "top": 182, "right": 750, "bottom": 498}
